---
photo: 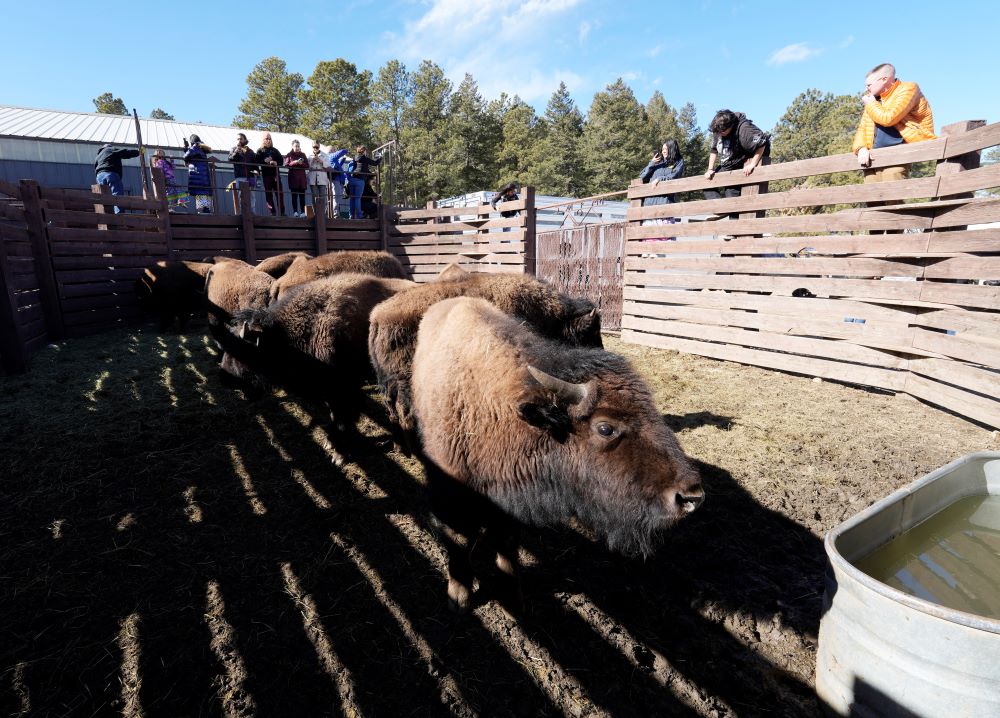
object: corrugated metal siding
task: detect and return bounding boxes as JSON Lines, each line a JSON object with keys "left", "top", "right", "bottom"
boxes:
{"left": 0, "top": 105, "right": 315, "bottom": 152}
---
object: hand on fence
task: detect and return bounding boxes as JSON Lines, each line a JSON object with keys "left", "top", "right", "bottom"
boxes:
{"left": 704, "top": 168, "right": 716, "bottom": 180}
{"left": 857, "top": 148, "right": 872, "bottom": 167}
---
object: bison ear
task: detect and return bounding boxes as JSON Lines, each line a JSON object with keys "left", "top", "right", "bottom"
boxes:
{"left": 517, "top": 401, "right": 572, "bottom": 443}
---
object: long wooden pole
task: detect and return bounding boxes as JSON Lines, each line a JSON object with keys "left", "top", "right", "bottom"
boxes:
{"left": 132, "top": 109, "right": 151, "bottom": 200}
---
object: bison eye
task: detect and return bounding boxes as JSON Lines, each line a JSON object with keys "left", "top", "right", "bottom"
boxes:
{"left": 595, "top": 422, "right": 616, "bottom": 439}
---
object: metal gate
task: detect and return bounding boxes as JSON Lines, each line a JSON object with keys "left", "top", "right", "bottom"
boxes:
{"left": 536, "top": 222, "right": 626, "bottom": 331}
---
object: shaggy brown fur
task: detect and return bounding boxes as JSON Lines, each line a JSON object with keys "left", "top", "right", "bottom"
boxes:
{"left": 435, "top": 263, "right": 471, "bottom": 282}
{"left": 368, "top": 272, "right": 603, "bottom": 454}
{"left": 269, "top": 250, "right": 408, "bottom": 303}
{"left": 135, "top": 260, "right": 212, "bottom": 332}
{"left": 226, "top": 273, "right": 416, "bottom": 441}
{"left": 203, "top": 259, "right": 275, "bottom": 368}
{"left": 255, "top": 252, "right": 313, "bottom": 278}
{"left": 412, "top": 297, "right": 703, "bottom": 612}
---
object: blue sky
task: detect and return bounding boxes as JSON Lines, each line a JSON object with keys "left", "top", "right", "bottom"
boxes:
{"left": 6, "top": 0, "right": 996, "bottom": 134}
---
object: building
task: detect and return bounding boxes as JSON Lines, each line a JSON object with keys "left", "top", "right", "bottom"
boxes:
{"left": 0, "top": 104, "right": 317, "bottom": 214}
{"left": 437, "top": 190, "right": 630, "bottom": 232}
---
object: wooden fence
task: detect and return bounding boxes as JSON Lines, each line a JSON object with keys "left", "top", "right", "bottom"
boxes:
{"left": 0, "top": 171, "right": 384, "bottom": 372}
{"left": 623, "top": 120, "right": 1000, "bottom": 428}
{"left": 386, "top": 188, "right": 536, "bottom": 282}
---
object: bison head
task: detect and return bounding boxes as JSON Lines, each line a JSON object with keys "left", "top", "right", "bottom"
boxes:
{"left": 509, "top": 364, "right": 703, "bottom": 557}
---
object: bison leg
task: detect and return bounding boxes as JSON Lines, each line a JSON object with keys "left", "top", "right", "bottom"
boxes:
{"left": 482, "top": 517, "right": 525, "bottom": 614}
{"left": 426, "top": 464, "right": 483, "bottom": 613}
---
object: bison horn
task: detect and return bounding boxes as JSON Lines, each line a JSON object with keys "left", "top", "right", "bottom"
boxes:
{"left": 527, "top": 365, "right": 589, "bottom": 406}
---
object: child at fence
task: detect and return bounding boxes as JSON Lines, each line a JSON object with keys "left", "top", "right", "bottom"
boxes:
{"left": 183, "top": 135, "right": 214, "bottom": 214}
{"left": 639, "top": 139, "right": 684, "bottom": 241}
{"left": 151, "top": 149, "right": 187, "bottom": 211}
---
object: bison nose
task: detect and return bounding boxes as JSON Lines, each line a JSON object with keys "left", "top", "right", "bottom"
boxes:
{"left": 675, "top": 484, "right": 704, "bottom": 514}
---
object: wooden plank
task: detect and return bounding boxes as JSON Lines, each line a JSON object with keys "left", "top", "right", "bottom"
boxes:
{"left": 917, "top": 281, "right": 1000, "bottom": 310}
{"left": 909, "top": 308, "right": 1000, "bottom": 339}
{"left": 937, "top": 162, "right": 1000, "bottom": 198}
{"left": 628, "top": 138, "right": 949, "bottom": 199}
{"left": 907, "top": 357, "right": 1000, "bottom": 401}
{"left": 168, "top": 215, "right": 241, "bottom": 228}
{"left": 625, "top": 208, "right": 930, "bottom": 239}
{"left": 622, "top": 285, "right": 920, "bottom": 322}
{"left": 403, "top": 253, "right": 525, "bottom": 266}
{"left": 622, "top": 315, "right": 907, "bottom": 368}
{"left": 622, "top": 301, "right": 926, "bottom": 358}
{"left": 46, "top": 226, "right": 166, "bottom": 244}
{"left": 925, "top": 227, "right": 1000, "bottom": 253}
{"left": 2, "top": 241, "right": 35, "bottom": 257}
{"left": 49, "top": 241, "right": 168, "bottom": 256}
{"left": 390, "top": 229, "right": 527, "bottom": 247}
{"left": 56, "top": 268, "right": 145, "bottom": 285}
{"left": 10, "top": 273, "right": 39, "bottom": 291}
{"left": 910, "top": 328, "right": 1000, "bottom": 370}
{"left": 903, "top": 372, "right": 1000, "bottom": 429}
{"left": 628, "top": 176, "right": 942, "bottom": 221}
{"left": 922, "top": 257, "right": 1000, "bottom": 280}
{"left": 395, "top": 199, "right": 526, "bottom": 220}
{"left": 16, "top": 288, "right": 41, "bottom": 307}
{"left": 23, "top": 332, "right": 49, "bottom": 354}
{"left": 322, "top": 240, "right": 383, "bottom": 251}
{"left": 624, "top": 270, "right": 924, "bottom": 302}
{"left": 628, "top": 255, "right": 924, "bottom": 278}
{"left": 52, "top": 255, "right": 163, "bottom": 270}
{"left": 0, "top": 224, "right": 32, "bottom": 242}
{"left": 391, "top": 241, "right": 526, "bottom": 256}
{"left": 170, "top": 227, "right": 243, "bottom": 240}
{"left": 314, "top": 194, "right": 327, "bottom": 255}
{"left": 62, "top": 305, "right": 143, "bottom": 328}
{"left": 622, "top": 328, "right": 906, "bottom": 392}
{"left": 19, "top": 180, "right": 64, "bottom": 340}
{"left": 624, "top": 234, "right": 936, "bottom": 257}
{"left": 0, "top": 223, "right": 28, "bottom": 372}
{"left": 391, "top": 216, "right": 523, "bottom": 233}
{"left": 0, "top": 180, "right": 20, "bottom": 199}
{"left": 930, "top": 198, "right": 1000, "bottom": 229}
{"left": 39, "top": 187, "right": 160, "bottom": 211}
{"left": 938, "top": 121, "right": 1000, "bottom": 158}
{"left": 238, "top": 184, "right": 256, "bottom": 264}
{"left": 62, "top": 293, "right": 141, "bottom": 313}
{"left": 43, "top": 209, "right": 163, "bottom": 229}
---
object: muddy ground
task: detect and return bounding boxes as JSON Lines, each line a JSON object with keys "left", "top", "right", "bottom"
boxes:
{"left": 0, "top": 324, "right": 994, "bottom": 717}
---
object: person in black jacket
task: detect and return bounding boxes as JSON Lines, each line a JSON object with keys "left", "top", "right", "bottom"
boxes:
{"left": 229, "top": 133, "right": 260, "bottom": 214}
{"left": 702, "top": 109, "right": 771, "bottom": 221}
{"left": 94, "top": 143, "right": 140, "bottom": 213}
{"left": 491, "top": 182, "right": 519, "bottom": 232}
{"left": 255, "top": 132, "right": 285, "bottom": 216}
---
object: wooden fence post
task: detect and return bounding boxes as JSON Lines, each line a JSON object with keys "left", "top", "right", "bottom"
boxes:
{"left": 522, "top": 186, "right": 536, "bottom": 276}
{"left": 239, "top": 184, "right": 256, "bottom": 264}
{"left": 92, "top": 182, "right": 112, "bottom": 231}
{"left": 150, "top": 166, "right": 174, "bottom": 260}
{"left": 379, "top": 202, "right": 390, "bottom": 252}
{"left": 19, "top": 180, "right": 64, "bottom": 340}
{"left": 936, "top": 120, "right": 986, "bottom": 198}
{"left": 0, "top": 223, "right": 28, "bottom": 373}
{"left": 314, "top": 194, "right": 328, "bottom": 255}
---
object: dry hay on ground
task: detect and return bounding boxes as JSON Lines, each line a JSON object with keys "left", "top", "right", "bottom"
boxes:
{"left": 0, "top": 324, "right": 993, "bottom": 716}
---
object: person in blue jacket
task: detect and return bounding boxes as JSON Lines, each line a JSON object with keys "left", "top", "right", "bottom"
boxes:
{"left": 638, "top": 138, "right": 684, "bottom": 231}
{"left": 183, "top": 135, "right": 214, "bottom": 213}
{"left": 326, "top": 147, "right": 349, "bottom": 218}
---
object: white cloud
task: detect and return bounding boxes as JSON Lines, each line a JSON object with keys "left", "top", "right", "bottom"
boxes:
{"left": 646, "top": 44, "right": 662, "bottom": 59}
{"left": 391, "top": 0, "right": 585, "bottom": 104}
{"left": 839, "top": 35, "right": 855, "bottom": 49}
{"left": 767, "top": 42, "right": 822, "bottom": 66}
{"left": 621, "top": 71, "right": 639, "bottom": 81}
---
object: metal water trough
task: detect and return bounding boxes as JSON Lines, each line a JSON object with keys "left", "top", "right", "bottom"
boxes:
{"left": 817, "top": 452, "right": 1000, "bottom": 716}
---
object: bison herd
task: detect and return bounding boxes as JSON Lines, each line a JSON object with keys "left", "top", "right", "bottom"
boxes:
{"left": 135, "top": 250, "right": 704, "bottom": 611}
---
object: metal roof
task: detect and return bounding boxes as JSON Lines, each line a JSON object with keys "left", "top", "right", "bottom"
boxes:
{"left": 0, "top": 104, "right": 317, "bottom": 152}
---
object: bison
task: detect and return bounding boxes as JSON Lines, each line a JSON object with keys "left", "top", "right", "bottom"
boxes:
{"left": 203, "top": 258, "right": 274, "bottom": 371}
{"left": 225, "top": 273, "right": 416, "bottom": 453}
{"left": 269, "top": 250, "right": 408, "bottom": 303}
{"left": 135, "top": 260, "right": 212, "bottom": 332}
{"left": 255, "top": 251, "right": 313, "bottom": 278}
{"left": 368, "top": 272, "right": 602, "bottom": 455}
{"left": 412, "top": 296, "right": 704, "bottom": 611}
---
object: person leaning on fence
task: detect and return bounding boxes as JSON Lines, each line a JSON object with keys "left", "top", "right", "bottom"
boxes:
{"left": 639, "top": 138, "right": 685, "bottom": 235}
{"left": 94, "top": 143, "right": 140, "bottom": 214}
{"left": 284, "top": 140, "right": 309, "bottom": 217}
{"left": 255, "top": 132, "right": 285, "bottom": 216}
{"left": 491, "top": 182, "right": 520, "bottom": 232}
{"left": 349, "top": 145, "right": 381, "bottom": 220}
{"left": 851, "top": 63, "right": 936, "bottom": 184}
{"left": 703, "top": 109, "right": 771, "bottom": 221}
{"left": 307, "top": 142, "right": 330, "bottom": 214}
{"left": 151, "top": 149, "right": 186, "bottom": 212}
{"left": 183, "top": 135, "right": 214, "bottom": 214}
{"left": 229, "top": 133, "right": 260, "bottom": 214}
{"left": 327, "top": 147, "right": 349, "bottom": 218}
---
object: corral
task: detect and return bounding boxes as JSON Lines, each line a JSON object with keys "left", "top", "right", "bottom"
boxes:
{"left": 1, "top": 120, "right": 999, "bottom": 716}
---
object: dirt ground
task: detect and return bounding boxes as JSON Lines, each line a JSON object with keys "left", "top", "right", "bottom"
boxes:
{"left": 0, "top": 323, "right": 994, "bottom": 717}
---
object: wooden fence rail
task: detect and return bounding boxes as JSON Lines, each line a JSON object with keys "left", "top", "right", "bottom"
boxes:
{"left": 622, "top": 119, "right": 1000, "bottom": 428}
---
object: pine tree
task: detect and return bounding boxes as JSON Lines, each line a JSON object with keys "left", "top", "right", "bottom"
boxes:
{"left": 444, "top": 74, "right": 495, "bottom": 196}
{"left": 645, "top": 92, "right": 682, "bottom": 151}
{"left": 371, "top": 60, "right": 413, "bottom": 149}
{"left": 298, "top": 59, "right": 373, "bottom": 150}
{"left": 93, "top": 93, "right": 128, "bottom": 115}
{"left": 533, "top": 83, "right": 585, "bottom": 197}
{"left": 495, "top": 96, "right": 543, "bottom": 190}
{"left": 233, "top": 57, "right": 303, "bottom": 132}
{"left": 581, "top": 78, "right": 651, "bottom": 195}
{"left": 402, "top": 61, "right": 452, "bottom": 203}
{"left": 149, "top": 108, "right": 174, "bottom": 121}
{"left": 677, "top": 102, "right": 708, "bottom": 178}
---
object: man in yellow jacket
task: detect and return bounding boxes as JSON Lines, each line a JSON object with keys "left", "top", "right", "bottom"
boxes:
{"left": 852, "top": 63, "right": 936, "bottom": 183}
